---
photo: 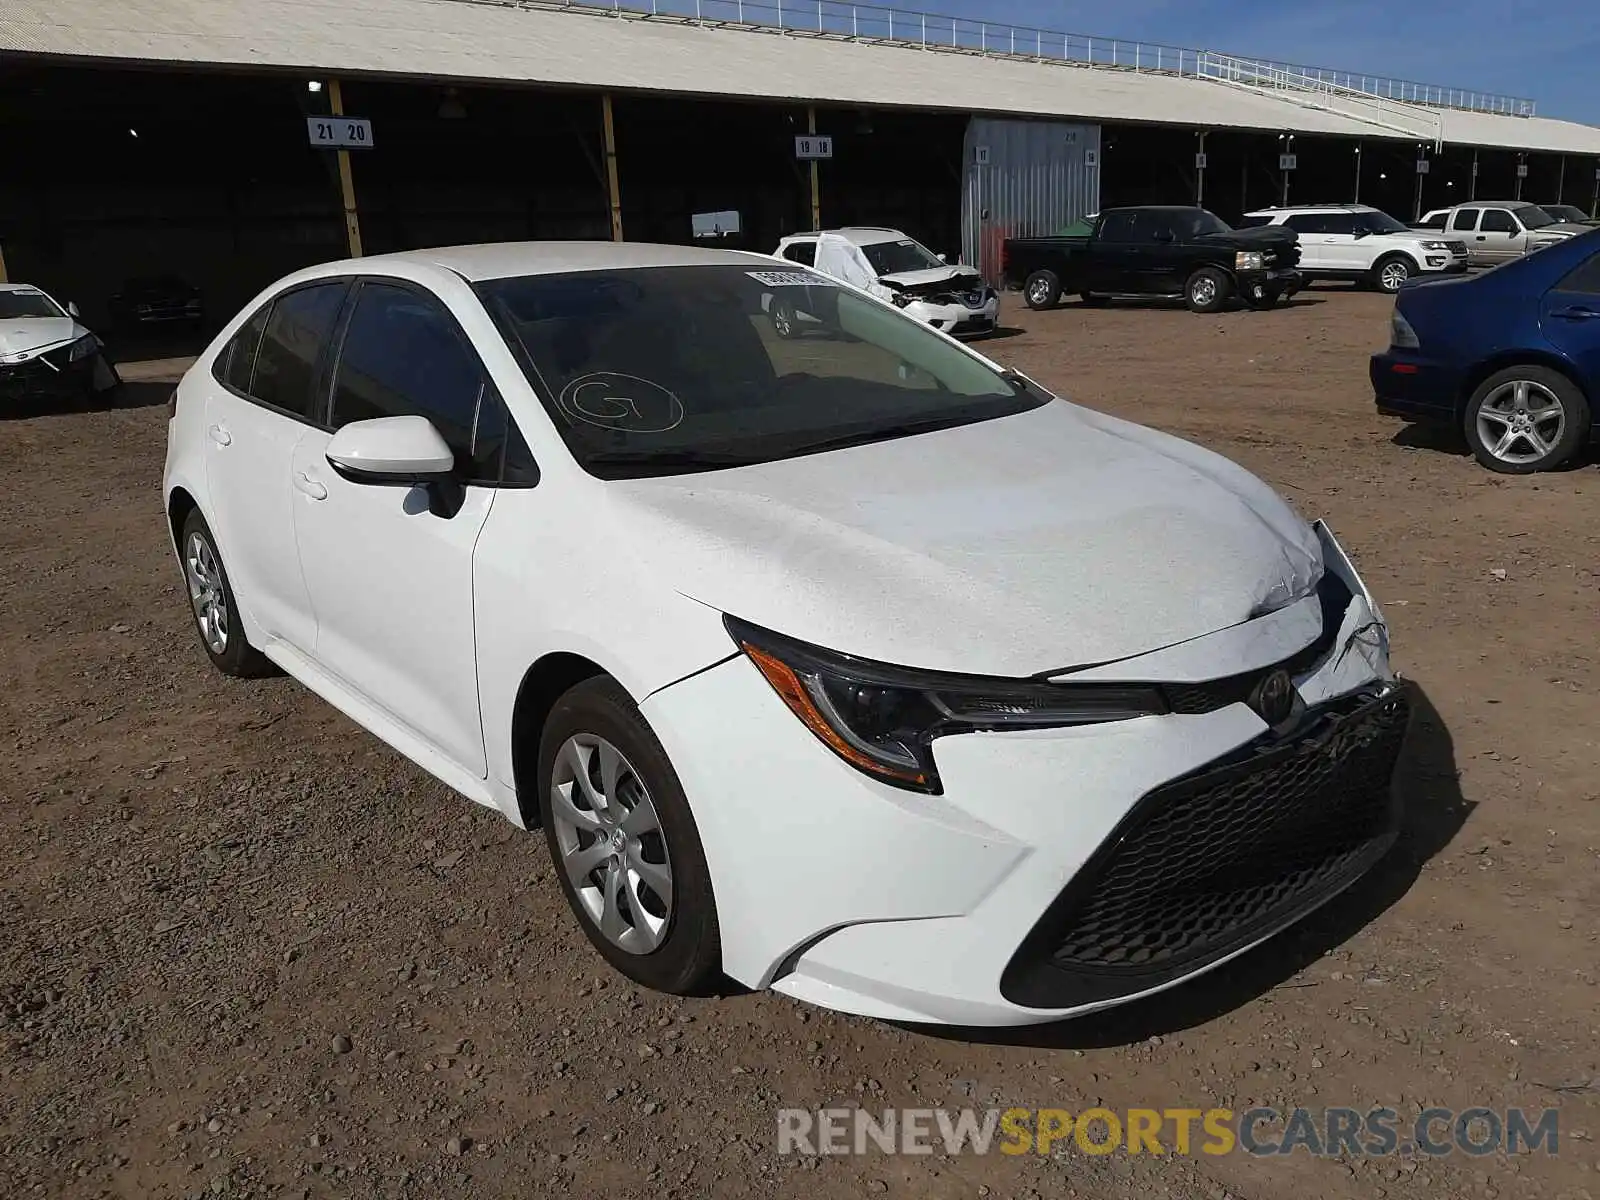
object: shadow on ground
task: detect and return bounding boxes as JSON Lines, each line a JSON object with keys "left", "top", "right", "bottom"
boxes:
{"left": 905, "top": 682, "right": 1468, "bottom": 1049}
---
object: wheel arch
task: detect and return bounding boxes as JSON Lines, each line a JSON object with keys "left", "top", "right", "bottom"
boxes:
{"left": 1456, "top": 352, "right": 1591, "bottom": 422}
{"left": 166, "top": 486, "right": 200, "bottom": 554}
{"left": 509, "top": 652, "right": 613, "bottom": 827}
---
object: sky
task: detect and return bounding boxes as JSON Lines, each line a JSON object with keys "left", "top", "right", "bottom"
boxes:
{"left": 879, "top": 0, "right": 1600, "bottom": 124}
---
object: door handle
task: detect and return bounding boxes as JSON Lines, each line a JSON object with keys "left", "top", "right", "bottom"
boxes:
{"left": 1475, "top": 235, "right": 1487, "bottom": 241}
{"left": 1553, "top": 306, "right": 1600, "bottom": 321}
{"left": 207, "top": 424, "right": 232, "bottom": 447}
{"left": 293, "top": 472, "right": 328, "bottom": 501}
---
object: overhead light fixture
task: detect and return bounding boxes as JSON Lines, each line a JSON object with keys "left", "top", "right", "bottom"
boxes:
{"left": 128, "top": 128, "right": 139, "bottom": 138}
{"left": 307, "top": 80, "right": 324, "bottom": 94}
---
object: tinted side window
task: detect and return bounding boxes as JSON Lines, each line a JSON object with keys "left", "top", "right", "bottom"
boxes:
{"left": 782, "top": 242, "right": 817, "bottom": 267}
{"left": 1098, "top": 212, "right": 1139, "bottom": 242}
{"left": 219, "top": 302, "right": 271, "bottom": 394}
{"left": 1555, "top": 252, "right": 1600, "bottom": 296}
{"left": 1236, "top": 216, "right": 1273, "bottom": 229}
{"left": 251, "top": 283, "right": 349, "bottom": 419}
{"left": 1321, "top": 213, "right": 1359, "bottom": 235}
{"left": 1451, "top": 209, "right": 1480, "bottom": 232}
{"left": 331, "top": 282, "right": 485, "bottom": 470}
{"left": 1481, "top": 209, "right": 1517, "bottom": 233}
{"left": 1284, "top": 214, "right": 1328, "bottom": 234}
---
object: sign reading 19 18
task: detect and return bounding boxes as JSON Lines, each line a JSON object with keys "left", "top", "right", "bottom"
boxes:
{"left": 307, "top": 117, "right": 375, "bottom": 149}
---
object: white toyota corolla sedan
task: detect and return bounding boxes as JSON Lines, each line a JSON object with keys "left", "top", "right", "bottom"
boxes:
{"left": 163, "top": 242, "right": 1408, "bottom": 1027}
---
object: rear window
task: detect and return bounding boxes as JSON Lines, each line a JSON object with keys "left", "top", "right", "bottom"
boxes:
{"left": 475, "top": 265, "right": 1044, "bottom": 479}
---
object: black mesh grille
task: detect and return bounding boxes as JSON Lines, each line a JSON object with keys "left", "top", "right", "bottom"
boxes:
{"left": 1001, "top": 687, "right": 1410, "bottom": 1009}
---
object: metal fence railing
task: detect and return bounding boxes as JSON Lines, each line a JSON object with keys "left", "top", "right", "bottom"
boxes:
{"left": 507, "top": 0, "right": 1538, "bottom": 118}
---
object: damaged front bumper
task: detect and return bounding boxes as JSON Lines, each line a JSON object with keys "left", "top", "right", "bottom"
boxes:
{"left": 0, "top": 343, "right": 121, "bottom": 403}
{"left": 641, "top": 520, "right": 1404, "bottom": 1026}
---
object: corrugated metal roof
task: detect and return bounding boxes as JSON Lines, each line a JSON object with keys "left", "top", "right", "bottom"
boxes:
{"left": 2, "top": 0, "right": 1598, "bottom": 154}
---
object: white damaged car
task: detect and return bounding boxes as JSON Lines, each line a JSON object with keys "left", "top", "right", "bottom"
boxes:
{"left": 0, "top": 283, "right": 121, "bottom": 405}
{"left": 773, "top": 228, "right": 1000, "bottom": 338}
{"left": 164, "top": 242, "right": 1408, "bottom": 1026}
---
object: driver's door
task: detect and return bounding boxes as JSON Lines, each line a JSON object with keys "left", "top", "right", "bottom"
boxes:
{"left": 289, "top": 278, "right": 502, "bottom": 778}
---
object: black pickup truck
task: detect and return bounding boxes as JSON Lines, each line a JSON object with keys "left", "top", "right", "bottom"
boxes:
{"left": 1002, "top": 206, "right": 1303, "bottom": 313}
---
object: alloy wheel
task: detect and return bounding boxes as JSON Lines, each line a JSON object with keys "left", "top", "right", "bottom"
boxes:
{"left": 184, "top": 531, "right": 229, "bottom": 655}
{"left": 1476, "top": 379, "right": 1567, "bottom": 466}
{"left": 549, "top": 734, "right": 674, "bottom": 955}
{"left": 1191, "top": 277, "right": 1217, "bottom": 306}
{"left": 1028, "top": 278, "right": 1053, "bottom": 306}
{"left": 1380, "top": 261, "right": 1410, "bottom": 292}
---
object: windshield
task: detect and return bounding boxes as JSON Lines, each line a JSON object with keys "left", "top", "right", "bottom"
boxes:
{"left": 859, "top": 238, "right": 945, "bottom": 277}
{"left": 1515, "top": 205, "right": 1556, "bottom": 229}
{"left": 1188, "top": 210, "right": 1233, "bottom": 237}
{"left": 1361, "top": 211, "right": 1410, "bottom": 233}
{"left": 1541, "top": 205, "right": 1585, "bottom": 223}
{"left": 0, "top": 289, "right": 66, "bottom": 320}
{"left": 476, "top": 265, "right": 1046, "bottom": 479}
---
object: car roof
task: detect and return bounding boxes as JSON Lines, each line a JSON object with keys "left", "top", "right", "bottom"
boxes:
{"left": 0, "top": 282, "right": 49, "bottom": 294}
{"left": 330, "top": 241, "right": 782, "bottom": 283}
{"left": 1245, "top": 204, "right": 1374, "bottom": 214}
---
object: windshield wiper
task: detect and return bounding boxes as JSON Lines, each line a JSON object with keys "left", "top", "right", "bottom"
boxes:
{"left": 784, "top": 413, "right": 990, "bottom": 459}
{"left": 584, "top": 448, "right": 762, "bottom": 475}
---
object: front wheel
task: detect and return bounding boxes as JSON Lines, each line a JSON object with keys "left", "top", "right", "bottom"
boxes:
{"left": 1185, "top": 268, "right": 1230, "bottom": 314}
{"left": 539, "top": 677, "right": 722, "bottom": 996}
{"left": 1373, "top": 255, "right": 1414, "bottom": 294}
{"left": 1464, "top": 366, "right": 1591, "bottom": 474}
{"left": 1023, "top": 270, "right": 1061, "bottom": 310}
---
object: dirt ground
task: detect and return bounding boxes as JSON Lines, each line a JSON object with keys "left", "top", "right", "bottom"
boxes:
{"left": 3, "top": 286, "right": 1598, "bottom": 1200}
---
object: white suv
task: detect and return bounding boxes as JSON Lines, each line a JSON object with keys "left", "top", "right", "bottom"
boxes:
{"left": 773, "top": 228, "right": 999, "bottom": 337}
{"left": 1241, "top": 205, "right": 1467, "bottom": 293}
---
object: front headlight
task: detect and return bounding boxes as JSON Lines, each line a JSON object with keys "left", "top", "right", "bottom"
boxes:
{"left": 1421, "top": 241, "right": 1451, "bottom": 251}
{"left": 1234, "top": 251, "right": 1265, "bottom": 271}
{"left": 66, "top": 334, "right": 101, "bottom": 363}
{"left": 1390, "top": 310, "right": 1420, "bottom": 349}
{"left": 726, "top": 617, "right": 1167, "bottom": 793}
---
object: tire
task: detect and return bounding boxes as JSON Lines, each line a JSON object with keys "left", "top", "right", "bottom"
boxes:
{"left": 178, "top": 509, "right": 274, "bottom": 678}
{"left": 1185, "top": 268, "right": 1230, "bottom": 314}
{"left": 1463, "top": 365, "right": 1591, "bottom": 474}
{"left": 1079, "top": 292, "right": 1110, "bottom": 307}
{"left": 1372, "top": 255, "right": 1414, "bottom": 294}
{"left": 770, "top": 299, "right": 798, "bottom": 340}
{"left": 538, "top": 676, "right": 721, "bottom": 996}
{"left": 1022, "top": 270, "right": 1061, "bottom": 310}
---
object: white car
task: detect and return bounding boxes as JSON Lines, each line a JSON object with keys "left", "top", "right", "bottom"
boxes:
{"left": 163, "top": 242, "right": 1407, "bottom": 1027}
{"left": 1432, "top": 201, "right": 1588, "bottom": 265}
{"left": 0, "top": 282, "right": 121, "bottom": 404}
{"left": 773, "top": 228, "right": 1000, "bottom": 337}
{"left": 1241, "top": 205, "right": 1467, "bottom": 292}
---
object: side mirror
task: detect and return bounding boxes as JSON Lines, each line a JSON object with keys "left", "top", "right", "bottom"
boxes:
{"left": 67, "top": 302, "right": 81, "bottom": 319}
{"left": 325, "top": 415, "right": 455, "bottom": 485}
{"left": 938, "top": 253, "right": 951, "bottom": 264}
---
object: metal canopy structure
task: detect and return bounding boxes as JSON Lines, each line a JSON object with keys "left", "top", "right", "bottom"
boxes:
{"left": 3, "top": 0, "right": 1599, "bottom": 153}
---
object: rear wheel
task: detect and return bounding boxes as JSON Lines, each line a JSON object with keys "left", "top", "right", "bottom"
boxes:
{"left": 1023, "top": 270, "right": 1061, "bottom": 310}
{"left": 1185, "top": 268, "right": 1230, "bottom": 314}
{"left": 179, "top": 509, "right": 274, "bottom": 678}
{"left": 539, "top": 677, "right": 721, "bottom": 996}
{"left": 1463, "top": 366, "right": 1590, "bottom": 474}
{"left": 1372, "top": 255, "right": 1414, "bottom": 294}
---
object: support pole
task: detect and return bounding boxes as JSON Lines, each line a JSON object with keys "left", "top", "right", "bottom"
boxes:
{"left": 327, "top": 79, "right": 364, "bottom": 259}
{"left": 1470, "top": 148, "right": 1479, "bottom": 200}
{"left": 0, "top": 242, "right": 8, "bottom": 284}
{"left": 602, "top": 93, "right": 623, "bottom": 242}
{"left": 807, "top": 106, "right": 821, "bottom": 231}
{"left": 1195, "top": 130, "right": 1206, "bottom": 207}
{"left": 1514, "top": 153, "right": 1525, "bottom": 201}
{"left": 1352, "top": 143, "right": 1362, "bottom": 204}
{"left": 1556, "top": 155, "right": 1566, "bottom": 203}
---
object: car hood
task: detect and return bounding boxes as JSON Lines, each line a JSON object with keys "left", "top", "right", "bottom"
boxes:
{"left": 876, "top": 266, "right": 983, "bottom": 291}
{"left": 0, "top": 317, "right": 85, "bottom": 359}
{"left": 607, "top": 401, "right": 1324, "bottom": 677}
{"left": 1203, "top": 225, "right": 1299, "bottom": 249}
{"left": 1534, "top": 223, "right": 1589, "bottom": 238}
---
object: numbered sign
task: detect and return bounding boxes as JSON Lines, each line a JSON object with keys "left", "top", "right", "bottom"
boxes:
{"left": 307, "top": 117, "right": 374, "bottom": 150}
{"left": 1516, "top": 163, "right": 1529, "bottom": 178}
{"left": 974, "top": 145, "right": 991, "bottom": 166}
{"left": 1195, "top": 152, "right": 1208, "bottom": 170}
{"left": 1415, "top": 160, "right": 1430, "bottom": 175}
{"left": 1279, "top": 153, "right": 1298, "bottom": 171}
{"left": 795, "top": 136, "right": 834, "bottom": 160}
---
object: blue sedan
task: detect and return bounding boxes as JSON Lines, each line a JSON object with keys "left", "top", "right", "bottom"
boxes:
{"left": 1371, "top": 228, "right": 1600, "bottom": 473}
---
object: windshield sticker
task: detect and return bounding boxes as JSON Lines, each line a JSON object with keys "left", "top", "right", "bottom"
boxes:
{"left": 558, "top": 372, "right": 685, "bottom": 434}
{"left": 746, "top": 271, "right": 829, "bottom": 288}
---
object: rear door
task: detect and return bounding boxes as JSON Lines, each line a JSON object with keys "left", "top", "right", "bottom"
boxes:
{"left": 1540, "top": 247, "right": 1600, "bottom": 384}
{"left": 1088, "top": 211, "right": 1148, "bottom": 293}
{"left": 201, "top": 280, "right": 350, "bottom": 653}
{"left": 1284, "top": 213, "right": 1333, "bottom": 270}
{"left": 288, "top": 278, "right": 501, "bottom": 777}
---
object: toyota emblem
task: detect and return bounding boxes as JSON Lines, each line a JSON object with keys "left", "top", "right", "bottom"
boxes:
{"left": 1250, "top": 669, "right": 1297, "bottom": 726}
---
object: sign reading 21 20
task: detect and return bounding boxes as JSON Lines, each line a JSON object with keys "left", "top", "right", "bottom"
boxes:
{"left": 307, "top": 117, "right": 375, "bottom": 150}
